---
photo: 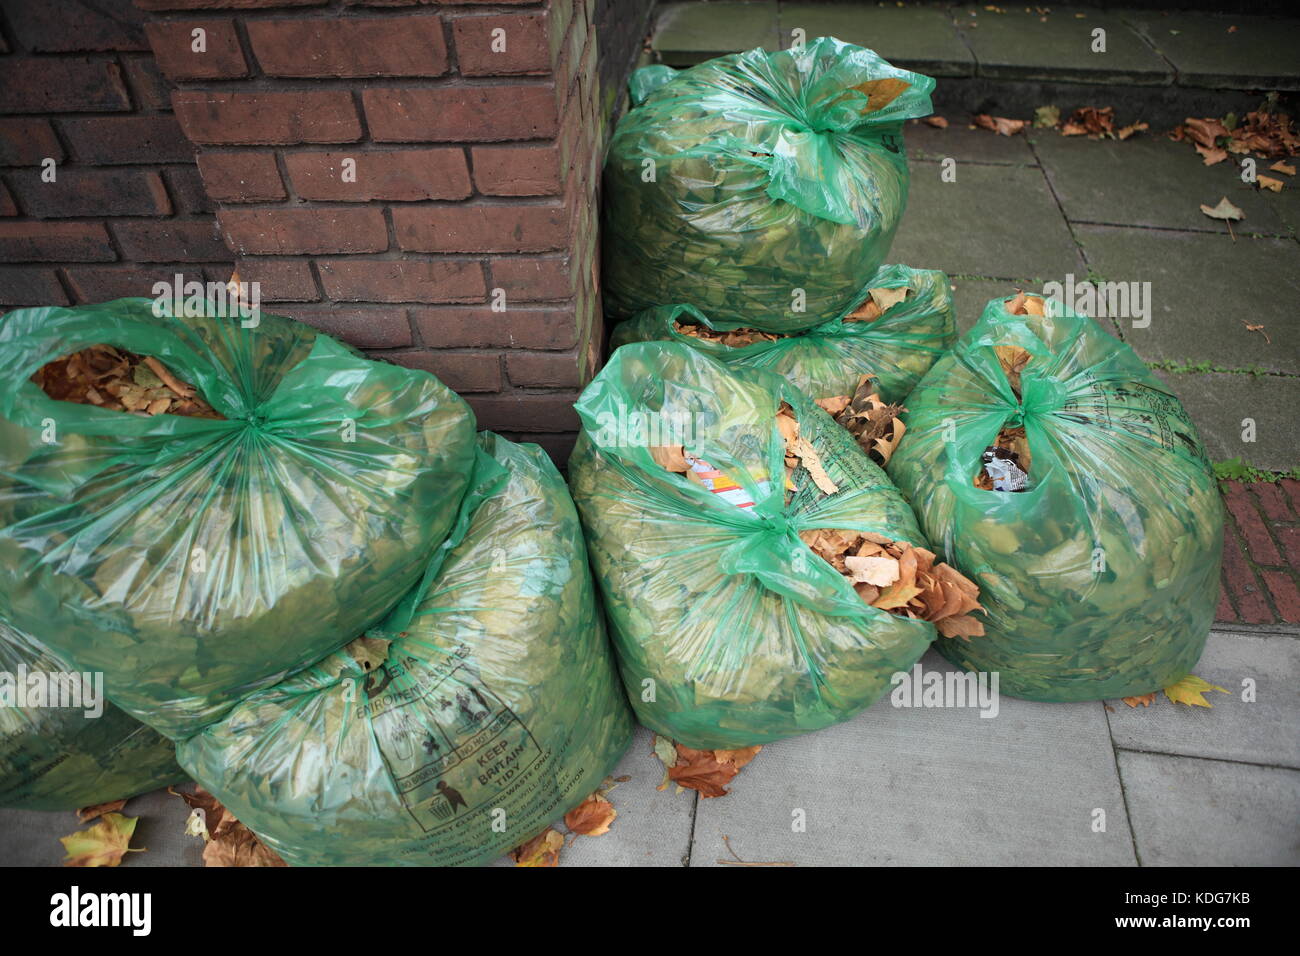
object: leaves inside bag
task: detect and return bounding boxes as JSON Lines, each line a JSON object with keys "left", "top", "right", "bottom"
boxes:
{"left": 800, "top": 529, "right": 985, "bottom": 639}
{"left": 33, "top": 345, "right": 224, "bottom": 419}
{"left": 814, "top": 374, "right": 906, "bottom": 468}
{"left": 973, "top": 291, "right": 1042, "bottom": 491}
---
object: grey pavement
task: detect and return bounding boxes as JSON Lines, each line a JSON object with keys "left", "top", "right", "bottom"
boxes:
{"left": 5, "top": 633, "right": 1296, "bottom": 867}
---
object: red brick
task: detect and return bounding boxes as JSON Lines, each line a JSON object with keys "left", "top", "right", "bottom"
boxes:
{"left": 1261, "top": 571, "right": 1300, "bottom": 623}
{"left": 0, "top": 119, "right": 64, "bottom": 165}
{"left": 196, "top": 152, "right": 285, "bottom": 202}
{"left": 393, "top": 204, "right": 568, "bottom": 253}
{"left": 466, "top": 392, "right": 579, "bottom": 432}
{"left": 145, "top": 20, "right": 248, "bottom": 80}
{"left": 363, "top": 86, "right": 558, "bottom": 142}
{"left": 1282, "top": 478, "right": 1300, "bottom": 515}
{"left": 6, "top": 169, "right": 171, "bottom": 218}
{"left": 247, "top": 17, "right": 448, "bottom": 77}
{"left": 0, "top": 58, "right": 131, "bottom": 113}
{"left": 317, "top": 258, "right": 485, "bottom": 303}
{"left": 1223, "top": 483, "right": 1282, "bottom": 566}
{"left": 470, "top": 145, "right": 561, "bottom": 196}
{"left": 387, "top": 350, "right": 501, "bottom": 392}
{"left": 411, "top": 306, "right": 577, "bottom": 349}
{"left": 58, "top": 116, "right": 193, "bottom": 164}
{"left": 0, "top": 268, "right": 69, "bottom": 306}
{"left": 219, "top": 208, "right": 388, "bottom": 255}
{"left": 506, "top": 351, "right": 580, "bottom": 388}
{"left": 164, "top": 167, "right": 216, "bottom": 215}
{"left": 1220, "top": 528, "right": 1273, "bottom": 624}
{"left": 489, "top": 255, "right": 573, "bottom": 301}
{"left": 121, "top": 57, "right": 173, "bottom": 111}
{"left": 1215, "top": 581, "right": 1236, "bottom": 623}
{"left": 173, "top": 91, "right": 361, "bottom": 145}
{"left": 64, "top": 264, "right": 206, "bottom": 304}
{"left": 134, "top": 0, "right": 327, "bottom": 8}
{"left": 1251, "top": 482, "right": 1294, "bottom": 522}
{"left": 284, "top": 149, "right": 471, "bottom": 201}
{"left": 6, "top": 1, "right": 148, "bottom": 52}
{"left": 0, "top": 222, "right": 116, "bottom": 262}
{"left": 452, "top": 12, "right": 552, "bottom": 76}
{"left": 231, "top": 258, "right": 318, "bottom": 302}
{"left": 1277, "top": 526, "right": 1300, "bottom": 569}
{"left": 279, "top": 307, "right": 412, "bottom": 348}
{"left": 114, "top": 221, "right": 228, "bottom": 262}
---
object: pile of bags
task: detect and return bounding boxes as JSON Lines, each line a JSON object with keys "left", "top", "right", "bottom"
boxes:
{"left": 579, "top": 35, "right": 1224, "bottom": 751}
{"left": 0, "top": 299, "right": 631, "bottom": 865}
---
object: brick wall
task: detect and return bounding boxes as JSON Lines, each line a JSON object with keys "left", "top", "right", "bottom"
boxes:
{"left": 0, "top": 1, "right": 222, "bottom": 309}
{"left": 1, "top": 0, "right": 634, "bottom": 464}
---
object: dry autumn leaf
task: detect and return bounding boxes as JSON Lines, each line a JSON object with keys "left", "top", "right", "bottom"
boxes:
{"left": 510, "top": 827, "right": 564, "bottom": 867}
{"left": 1122, "top": 692, "right": 1158, "bottom": 708}
{"left": 924, "top": 115, "right": 949, "bottom": 129}
{"left": 33, "top": 344, "right": 223, "bottom": 420}
{"left": 1270, "top": 160, "right": 1296, "bottom": 176}
{"left": 1163, "top": 674, "right": 1229, "bottom": 708}
{"left": 974, "top": 113, "right": 1025, "bottom": 136}
{"left": 1257, "top": 174, "right": 1284, "bottom": 192}
{"left": 61, "top": 812, "right": 143, "bottom": 868}
{"left": 77, "top": 799, "right": 127, "bottom": 823}
{"left": 851, "top": 77, "right": 911, "bottom": 113}
{"left": 1200, "top": 196, "right": 1244, "bottom": 221}
{"left": 564, "top": 792, "right": 617, "bottom": 837}
{"left": 170, "top": 785, "right": 286, "bottom": 867}
{"left": 821, "top": 375, "right": 907, "bottom": 467}
{"left": 668, "top": 744, "right": 761, "bottom": 798}
{"left": 345, "top": 635, "right": 391, "bottom": 672}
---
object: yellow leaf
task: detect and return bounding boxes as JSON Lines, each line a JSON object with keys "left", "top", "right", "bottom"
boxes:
{"left": 1163, "top": 674, "right": 1229, "bottom": 708}
{"left": 61, "top": 813, "right": 142, "bottom": 867}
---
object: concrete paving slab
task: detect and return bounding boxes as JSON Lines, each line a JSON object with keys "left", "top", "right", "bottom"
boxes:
{"left": 907, "top": 119, "right": 1038, "bottom": 166}
{"left": 892, "top": 162, "right": 1083, "bottom": 281}
{"left": 0, "top": 786, "right": 198, "bottom": 867}
{"left": 1031, "top": 131, "right": 1292, "bottom": 236}
{"left": 653, "top": 1, "right": 780, "bottom": 66}
{"left": 1123, "top": 11, "right": 1300, "bottom": 92}
{"left": 1151, "top": 370, "right": 1300, "bottom": 472}
{"left": 955, "top": 5, "right": 1172, "bottom": 86}
{"left": 689, "top": 647, "right": 1137, "bottom": 866}
{"left": 950, "top": 276, "right": 1017, "bottom": 334}
{"left": 776, "top": 3, "right": 974, "bottom": 77}
{"left": 490, "top": 725, "right": 695, "bottom": 867}
{"left": 1106, "top": 630, "right": 1300, "bottom": 770}
{"left": 1074, "top": 224, "right": 1300, "bottom": 374}
{"left": 1117, "top": 750, "right": 1300, "bottom": 866}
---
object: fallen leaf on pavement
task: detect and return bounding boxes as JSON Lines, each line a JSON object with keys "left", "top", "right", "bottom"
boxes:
{"left": 717, "top": 835, "right": 795, "bottom": 867}
{"left": 1270, "top": 160, "right": 1296, "bottom": 176}
{"left": 1244, "top": 322, "right": 1271, "bottom": 344}
{"left": 61, "top": 813, "right": 142, "bottom": 867}
{"left": 1163, "top": 674, "right": 1229, "bottom": 708}
{"left": 974, "top": 113, "right": 1025, "bottom": 136}
{"left": 652, "top": 739, "right": 762, "bottom": 798}
{"left": 924, "top": 115, "right": 949, "bottom": 129}
{"left": 1122, "top": 692, "right": 1157, "bottom": 708}
{"left": 510, "top": 827, "right": 564, "bottom": 867}
{"left": 564, "top": 792, "right": 617, "bottom": 837}
{"left": 1033, "top": 105, "right": 1060, "bottom": 128}
{"left": 170, "top": 785, "right": 286, "bottom": 867}
{"left": 76, "top": 799, "right": 127, "bottom": 823}
{"left": 1199, "top": 196, "right": 1244, "bottom": 221}
{"left": 1257, "top": 175, "right": 1284, "bottom": 192}
{"left": 1117, "top": 121, "right": 1149, "bottom": 140}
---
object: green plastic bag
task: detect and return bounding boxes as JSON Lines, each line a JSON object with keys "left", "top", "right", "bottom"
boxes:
{"left": 602, "top": 37, "right": 935, "bottom": 331}
{"left": 178, "top": 434, "right": 633, "bottom": 866}
{"left": 568, "top": 343, "right": 935, "bottom": 748}
{"left": 886, "top": 296, "right": 1224, "bottom": 701}
{"left": 611, "top": 264, "right": 955, "bottom": 403}
{"left": 1, "top": 616, "right": 185, "bottom": 810}
{"left": 0, "top": 299, "right": 478, "bottom": 738}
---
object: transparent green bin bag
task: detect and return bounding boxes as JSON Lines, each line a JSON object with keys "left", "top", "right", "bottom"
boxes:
{"left": 611, "top": 264, "right": 955, "bottom": 404}
{"left": 178, "top": 433, "right": 633, "bottom": 867}
{"left": 568, "top": 343, "right": 935, "bottom": 749}
{"left": 0, "top": 299, "right": 478, "bottom": 738}
{"left": 1, "top": 616, "right": 185, "bottom": 811}
{"left": 886, "top": 296, "right": 1224, "bottom": 701}
{"left": 602, "top": 37, "right": 935, "bottom": 332}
